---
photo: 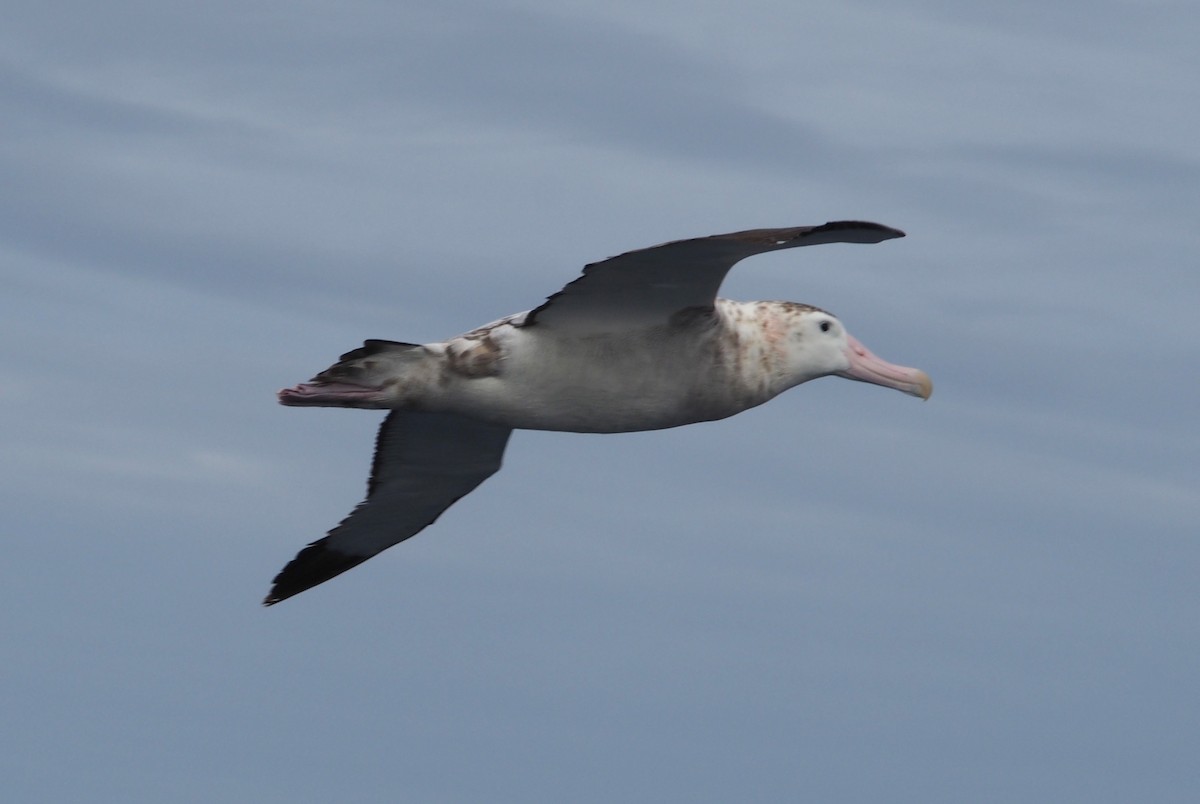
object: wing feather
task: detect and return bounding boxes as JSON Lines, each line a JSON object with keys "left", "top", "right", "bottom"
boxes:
{"left": 264, "top": 411, "right": 512, "bottom": 605}
{"left": 525, "top": 220, "right": 904, "bottom": 332}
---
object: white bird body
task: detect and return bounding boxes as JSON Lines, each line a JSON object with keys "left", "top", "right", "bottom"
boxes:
{"left": 266, "top": 221, "right": 932, "bottom": 605}
{"left": 443, "top": 309, "right": 737, "bottom": 432}
{"left": 322, "top": 300, "right": 849, "bottom": 433}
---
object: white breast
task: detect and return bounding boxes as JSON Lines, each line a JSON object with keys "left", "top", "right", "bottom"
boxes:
{"left": 433, "top": 301, "right": 793, "bottom": 433}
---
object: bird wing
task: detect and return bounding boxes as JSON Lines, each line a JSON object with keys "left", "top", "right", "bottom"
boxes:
{"left": 524, "top": 221, "right": 904, "bottom": 333}
{"left": 265, "top": 411, "right": 512, "bottom": 605}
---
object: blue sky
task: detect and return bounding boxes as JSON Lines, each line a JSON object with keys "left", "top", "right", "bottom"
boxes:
{"left": 2, "top": 1, "right": 1197, "bottom": 801}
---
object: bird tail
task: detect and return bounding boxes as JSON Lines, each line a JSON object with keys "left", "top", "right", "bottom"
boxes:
{"left": 277, "top": 340, "right": 427, "bottom": 408}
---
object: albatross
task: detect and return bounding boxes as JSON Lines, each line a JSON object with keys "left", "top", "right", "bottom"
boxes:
{"left": 266, "top": 221, "right": 931, "bottom": 605}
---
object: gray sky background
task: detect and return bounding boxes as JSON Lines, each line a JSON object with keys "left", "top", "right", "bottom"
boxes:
{"left": 3, "top": 1, "right": 1197, "bottom": 801}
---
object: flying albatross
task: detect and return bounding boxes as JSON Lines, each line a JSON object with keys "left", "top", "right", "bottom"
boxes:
{"left": 266, "top": 221, "right": 931, "bottom": 605}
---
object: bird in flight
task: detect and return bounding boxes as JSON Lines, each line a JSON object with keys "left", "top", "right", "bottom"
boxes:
{"left": 266, "top": 221, "right": 931, "bottom": 605}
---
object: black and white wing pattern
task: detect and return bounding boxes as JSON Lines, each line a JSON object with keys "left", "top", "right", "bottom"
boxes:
{"left": 264, "top": 411, "right": 512, "bottom": 605}
{"left": 524, "top": 221, "right": 904, "bottom": 333}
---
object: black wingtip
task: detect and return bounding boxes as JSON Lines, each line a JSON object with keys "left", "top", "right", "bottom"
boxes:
{"left": 817, "top": 220, "right": 906, "bottom": 241}
{"left": 262, "top": 537, "right": 368, "bottom": 606}
{"left": 707, "top": 220, "right": 906, "bottom": 248}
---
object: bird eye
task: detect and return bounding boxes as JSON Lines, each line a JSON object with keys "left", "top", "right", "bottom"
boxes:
{"left": 819, "top": 320, "right": 832, "bottom": 333}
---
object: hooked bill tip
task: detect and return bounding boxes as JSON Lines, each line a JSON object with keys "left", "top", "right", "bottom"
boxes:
{"left": 913, "top": 370, "right": 933, "bottom": 401}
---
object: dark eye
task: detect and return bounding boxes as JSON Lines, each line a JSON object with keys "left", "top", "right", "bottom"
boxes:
{"left": 819, "top": 320, "right": 832, "bottom": 333}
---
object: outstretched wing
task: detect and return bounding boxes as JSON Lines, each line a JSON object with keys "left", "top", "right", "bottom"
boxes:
{"left": 264, "top": 411, "right": 512, "bottom": 605}
{"left": 524, "top": 220, "right": 904, "bottom": 333}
